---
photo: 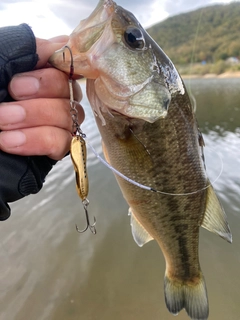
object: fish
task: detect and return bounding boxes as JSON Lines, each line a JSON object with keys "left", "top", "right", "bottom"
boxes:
{"left": 49, "top": 1, "right": 232, "bottom": 319}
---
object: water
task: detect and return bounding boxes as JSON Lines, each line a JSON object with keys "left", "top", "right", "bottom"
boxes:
{"left": 0, "top": 78, "right": 239, "bottom": 320}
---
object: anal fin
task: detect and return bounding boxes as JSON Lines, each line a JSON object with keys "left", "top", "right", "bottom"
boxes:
{"left": 129, "top": 207, "right": 153, "bottom": 247}
{"left": 201, "top": 181, "right": 232, "bottom": 243}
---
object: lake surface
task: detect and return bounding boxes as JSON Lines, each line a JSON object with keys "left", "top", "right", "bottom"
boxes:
{"left": 0, "top": 78, "right": 239, "bottom": 320}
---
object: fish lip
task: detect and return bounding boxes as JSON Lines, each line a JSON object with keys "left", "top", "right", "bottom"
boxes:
{"left": 103, "top": 0, "right": 116, "bottom": 10}
{"left": 77, "top": 0, "right": 116, "bottom": 33}
{"left": 95, "top": 0, "right": 117, "bottom": 26}
{"left": 48, "top": 0, "right": 117, "bottom": 75}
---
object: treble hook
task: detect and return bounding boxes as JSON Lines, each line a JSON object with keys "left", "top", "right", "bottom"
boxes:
{"left": 76, "top": 199, "right": 97, "bottom": 234}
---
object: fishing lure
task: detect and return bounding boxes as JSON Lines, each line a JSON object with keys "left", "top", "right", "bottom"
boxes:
{"left": 66, "top": 46, "right": 96, "bottom": 235}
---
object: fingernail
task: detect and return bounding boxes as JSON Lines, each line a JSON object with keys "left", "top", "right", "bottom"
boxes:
{"left": 10, "top": 76, "right": 40, "bottom": 98}
{"left": 0, "top": 104, "right": 26, "bottom": 125}
{"left": 0, "top": 131, "right": 26, "bottom": 148}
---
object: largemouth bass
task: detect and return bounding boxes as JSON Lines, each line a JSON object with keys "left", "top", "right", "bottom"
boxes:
{"left": 49, "top": 1, "right": 232, "bottom": 319}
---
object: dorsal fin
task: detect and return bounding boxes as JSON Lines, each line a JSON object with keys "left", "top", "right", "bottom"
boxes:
{"left": 201, "top": 181, "right": 232, "bottom": 243}
{"left": 128, "top": 208, "right": 154, "bottom": 247}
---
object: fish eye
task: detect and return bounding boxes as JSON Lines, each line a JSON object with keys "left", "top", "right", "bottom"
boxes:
{"left": 124, "top": 27, "right": 145, "bottom": 50}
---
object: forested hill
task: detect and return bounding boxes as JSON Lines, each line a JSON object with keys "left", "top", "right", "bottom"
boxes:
{"left": 146, "top": 2, "right": 240, "bottom": 65}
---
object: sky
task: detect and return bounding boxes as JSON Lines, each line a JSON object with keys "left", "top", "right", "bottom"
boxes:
{"left": 0, "top": 0, "right": 238, "bottom": 39}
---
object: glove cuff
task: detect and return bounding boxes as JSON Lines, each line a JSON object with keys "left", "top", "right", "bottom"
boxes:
{"left": 0, "top": 23, "right": 38, "bottom": 101}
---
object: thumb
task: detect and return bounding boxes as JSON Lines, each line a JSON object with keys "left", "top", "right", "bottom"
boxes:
{"left": 36, "top": 36, "right": 69, "bottom": 69}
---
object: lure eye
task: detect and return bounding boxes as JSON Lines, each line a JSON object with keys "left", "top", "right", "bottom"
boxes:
{"left": 124, "top": 27, "right": 145, "bottom": 50}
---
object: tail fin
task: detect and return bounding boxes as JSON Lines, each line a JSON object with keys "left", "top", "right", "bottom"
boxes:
{"left": 164, "top": 273, "right": 209, "bottom": 320}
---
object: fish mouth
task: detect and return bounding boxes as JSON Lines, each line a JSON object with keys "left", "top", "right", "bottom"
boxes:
{"left": 49, "top": 0, "right": 171, "bottom": 123}
{"left": 49, "top": 0, "right": 116, "bottom": 78}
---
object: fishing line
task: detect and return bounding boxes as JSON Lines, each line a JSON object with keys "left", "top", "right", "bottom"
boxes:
{"left": 85, "top": 137, "right": 224, "bottom": 196}
{"left": 187, "top": 8, "right": 204, "bottom": 113}
{"left": 189, "top": 9, "right": 204, "bottom": 75}
{"left": 85, "top": 138, "right": 153, "bottom": 191}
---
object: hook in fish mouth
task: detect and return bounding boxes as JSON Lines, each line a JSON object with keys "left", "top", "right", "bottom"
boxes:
{"left": 63, "top": 45, "right": 74, "bottom": 78}
{"left": 48, "top": 0, "right": 118, "bottom": 77}
{"left": 48, "top": 46, "right": 72, "bottom": 74}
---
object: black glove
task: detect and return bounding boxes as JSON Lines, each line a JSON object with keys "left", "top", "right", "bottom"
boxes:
{"left": 0, "top": 24, "right": 57, "bottom": 220}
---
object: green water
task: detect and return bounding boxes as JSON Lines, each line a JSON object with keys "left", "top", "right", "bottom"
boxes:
{"left": 0, "top": 78, "right": 239, "bottom": 320}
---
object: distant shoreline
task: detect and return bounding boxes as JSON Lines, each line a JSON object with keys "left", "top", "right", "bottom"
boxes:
{"left": 182, "top": 71, "right": 240, "bottom": 79}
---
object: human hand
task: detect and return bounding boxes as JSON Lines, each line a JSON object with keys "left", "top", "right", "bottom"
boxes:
{"left": 0, "top": 36, "right": 84, "bottom": 160}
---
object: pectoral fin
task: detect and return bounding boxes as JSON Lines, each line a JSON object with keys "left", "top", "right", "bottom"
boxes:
{"left": 201, "top": 181, "right": 232, "bottom": 243}
{"left": 129, "top": 208, "right": 153, "bottom": 247}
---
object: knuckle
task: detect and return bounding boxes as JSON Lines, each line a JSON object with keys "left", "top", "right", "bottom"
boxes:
{"left": 45, "top": 129, "right": 60, "bottom": 155}
{"left": 41, "top": 98, "right": 72, "bottom": 131}
{"left": 76, "top": 103, "right": 85, "bottom": 123}
{"left": 45, "top": 128, "right": 71, "bottom": 160}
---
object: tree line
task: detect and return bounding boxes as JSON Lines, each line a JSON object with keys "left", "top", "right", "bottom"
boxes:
{"left": 147, "top": 2, "right": 240, "bottom": 66}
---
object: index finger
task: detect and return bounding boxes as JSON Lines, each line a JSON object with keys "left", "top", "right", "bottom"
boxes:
{"left": 8, "top": 68, "right": 83, "bottom": 101}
